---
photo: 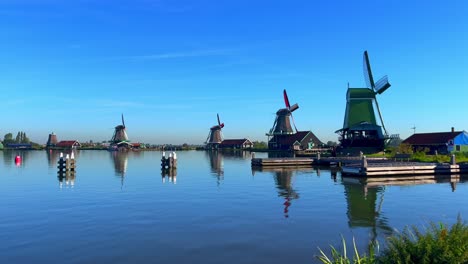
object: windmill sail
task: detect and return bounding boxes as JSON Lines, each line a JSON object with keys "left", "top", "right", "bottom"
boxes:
{"left": 363, "top": 51, "right": 375, "bottom": 89}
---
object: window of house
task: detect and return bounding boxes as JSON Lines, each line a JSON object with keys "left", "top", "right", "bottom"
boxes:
{"left": 456, "top": 145, "right": 461, "bottom": 151}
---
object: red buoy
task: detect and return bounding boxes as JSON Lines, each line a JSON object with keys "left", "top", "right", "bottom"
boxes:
{"left": 15, "top": 155, "right": 21, "bottom": 167}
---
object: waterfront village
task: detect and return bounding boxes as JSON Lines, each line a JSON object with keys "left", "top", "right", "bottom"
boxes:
{"left": 2, "top": 51, "right": 467, "bottom": 163}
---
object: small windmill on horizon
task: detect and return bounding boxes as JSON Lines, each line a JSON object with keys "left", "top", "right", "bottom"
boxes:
{"left": 109, "top": 114, "right": 132, "bottom": 151}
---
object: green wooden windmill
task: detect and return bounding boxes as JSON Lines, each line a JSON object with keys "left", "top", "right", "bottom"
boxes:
{"left": 336, "top": 51, "right": 391, "bottom": 153}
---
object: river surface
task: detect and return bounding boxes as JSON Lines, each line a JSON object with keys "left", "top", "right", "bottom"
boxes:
{"left": 0, "top": 150, "right": 467, "bottom": 264}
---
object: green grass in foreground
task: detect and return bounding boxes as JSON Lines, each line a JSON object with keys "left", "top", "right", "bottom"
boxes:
{"left": 317, "top": 217, "right": 468, "bottom": 264}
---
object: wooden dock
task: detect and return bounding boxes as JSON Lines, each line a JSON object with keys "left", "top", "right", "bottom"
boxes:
{"left": 343, "top": 174, "right": 464, "bottom": 188}
{"left": 251, "top": 153, "right": 468, "bottom": 178}
{"left": 251, "top": 156, "right": 386, "bottom": 168}
{"left": 342, "top": 161, "right": 468, "bottom": 177}
{"left": 251, "top": 157, "right": 314, "bottom": 167}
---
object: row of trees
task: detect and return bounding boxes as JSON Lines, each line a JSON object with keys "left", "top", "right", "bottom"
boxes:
{"left": 3, "top": 132, "right": 31, "bottom": 145}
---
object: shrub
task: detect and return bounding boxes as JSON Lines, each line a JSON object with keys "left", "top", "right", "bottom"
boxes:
{"left": 379, "top": 217, "right": 468, "bottom": 264}
{"left": 316, "top": 218, "right": 468, "bottom": 264}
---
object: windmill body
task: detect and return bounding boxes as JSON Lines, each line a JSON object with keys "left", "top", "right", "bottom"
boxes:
{"left": 109, "top": 114, "right": 132, "bottom": 151}
{"left": 206, "top": 114, "right": 224, "bottom": 149}
{"left": 267, "top": 90, "right": 301, "bottom": 150}
{"left": 336, "top": 51, "right": 391, "bottom": 153}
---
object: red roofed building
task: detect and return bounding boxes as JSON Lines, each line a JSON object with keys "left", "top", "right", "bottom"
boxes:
{"left": 268, "top": 131, "right": 323, "bottom": 151}
{"left": 56, "top": 140, "right": 81, "bottom": 149}
{"left": 219, "top": 139, "right": 253, "bottom": 149}
{"left": 402, "top": 128, "right": 468, "bottom": 154}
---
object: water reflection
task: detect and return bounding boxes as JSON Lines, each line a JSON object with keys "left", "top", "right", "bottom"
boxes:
{"left": 57, "top": 170, "right": 76, "bottom": 188}
{"left": 111, "top": 151, "right": 129, "bottom": 188}
{"left": 206, "top": 150, "right": 224, "bottom": 184}
{"left": 342, "top": 181, "right": 392, "bottom": 241}
{"left": 46, "top": 149, "right": 61, "bottom": 168}
{"left": 3, "top": 150, "right": 30, "bottom": 167}
{"left": 252, "top": 167, "right": 312, "bottom": 218}
{"left": 341, "top": 174, "right": 466, "bottom": 242}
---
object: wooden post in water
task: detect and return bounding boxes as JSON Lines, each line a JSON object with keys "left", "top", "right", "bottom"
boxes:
{"left": 362, "top": 155, "right": 368, "bottom": 169}
{"left": 451, "top": 154, "right": 456, "bottom": 165}
{"left": 57, "top": 152, "right": 76, "bottom": 187}
{"left": 161, "top": 151, "right": 177, "bottom": 182}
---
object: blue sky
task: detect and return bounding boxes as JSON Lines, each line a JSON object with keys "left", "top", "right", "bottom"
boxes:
{"left": 0, "top": 0, "right": 467, "bottom": 144}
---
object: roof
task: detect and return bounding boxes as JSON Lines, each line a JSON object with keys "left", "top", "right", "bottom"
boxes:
{"left": 56, "top": 140, "right": 81, "bottom": 147}
{"left": 272, "top": 131, "right": 322, "bottom": 146}
{"left": 403, "top": 131, "right": 463, "bottom": 145}
{"left": 220, "top": 139, "right": 252, "bottom": 146}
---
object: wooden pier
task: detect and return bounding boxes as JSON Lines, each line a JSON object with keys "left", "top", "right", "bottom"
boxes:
{"left": 251, "top": 157, "right": 314, "bottom": 167}
{"left": 343, "top": 174, "right": 464, "bottom": 188}
{"left": 251, "top": 152, "right": 468, "bottom": 177}
{"left": 341, "top": 155, "right": 468, "bottom": 177}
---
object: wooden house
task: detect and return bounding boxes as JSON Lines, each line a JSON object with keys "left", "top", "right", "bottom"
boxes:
{"left": 402, "top": 128, "right": 468, "bottom": 154}
{"left": 56, "top": 140, "right": 81, "bottom": 149}
{"left": 268, "top": 131, "right": 323, "bottom": 151}
{"left": 219, "top": 139, "right": 253, "bottom": 149}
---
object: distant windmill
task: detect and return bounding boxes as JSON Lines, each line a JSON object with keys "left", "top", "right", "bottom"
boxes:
{"left": 336, "top": 51, "right": 392, "bottom": 153}
{"left": 110, "top": 114, "right": 130, "bottom": 151}
{"left": 206, "top": 114, "right": 224, "bottom": 149}
{"left": 411, "top": 125, "right": 416, "bottom": 134}
{"left": 267, "top": 89, "right": 299, "bottom": 136}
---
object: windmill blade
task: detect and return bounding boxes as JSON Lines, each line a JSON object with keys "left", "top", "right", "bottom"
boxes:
{"left": 206, "top": 131, "right": 212, "bottom": 144}
{"left": 363, "top": 50, "right": 375, "bottom": 90}
{"left": 217, "top": 113, "right": 225, "bottom": 128}
{"left": 289, "top": 103, "right": 299, "bottom": 113}
{"left": 290, "top": 113, "right": 299, "bottom": 133}
{"left": 121, "top": 114, "right": 125, "bottom": 127}
{"left": 375, "top": 75, "right": 391, "bottom": 94}
{"left": 374, "top": 98, "right": 388, "bottom": 136}
{"left": 283, "top": 89, "right": 291, "bottom": 109}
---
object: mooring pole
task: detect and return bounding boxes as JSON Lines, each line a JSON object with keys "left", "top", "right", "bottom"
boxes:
{"left": 362, "top": 155, "right": 368, "bottom": 169}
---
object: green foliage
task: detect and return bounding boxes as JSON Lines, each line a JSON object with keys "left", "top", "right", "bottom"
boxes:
{"left": 411, "top": 150, "right": 427, "bottom": 162}
{"left": 397, "top": 143, "right": 414, "bottom": 154}
{"left": 252, "top": 141, "right": 268, "bottom": 149}
{"left": 3, "top": 133, "right": 15, "bottom": 144}
{"left": 379, "top": 217, "right": 468, "bottom": 264}
{"left": 317, "top": 218, "right": 468, "bottom": 264}
{"left": 316, "top": 236, "right": 379, "bottom": 264}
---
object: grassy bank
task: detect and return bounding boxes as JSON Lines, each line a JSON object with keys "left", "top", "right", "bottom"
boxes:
{"left": 317, "top": 217, "right": 468, "bottom": 264}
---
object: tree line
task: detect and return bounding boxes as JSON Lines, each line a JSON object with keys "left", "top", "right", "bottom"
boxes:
{"left": 3, "top": 132, "right": 32, "bottom": 145}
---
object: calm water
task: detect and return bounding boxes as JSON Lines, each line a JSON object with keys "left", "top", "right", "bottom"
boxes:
{"left": 1, "top": 150, "right": 467, "bottom": 264}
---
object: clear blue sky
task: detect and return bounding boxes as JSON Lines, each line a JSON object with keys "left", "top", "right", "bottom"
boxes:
{"left": 0, "top": 0, "right": 467, "bottom": 144}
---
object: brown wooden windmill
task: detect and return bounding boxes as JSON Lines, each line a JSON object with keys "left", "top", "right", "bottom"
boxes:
{"left": 110, "top": 114, "right": 131, "bottom": 150}
{"left": 267, "top": 89, "right": 299, "bottom": 136}
{"left": 205, "top": 114, "right": 224, "bottom": 149}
